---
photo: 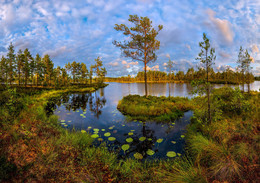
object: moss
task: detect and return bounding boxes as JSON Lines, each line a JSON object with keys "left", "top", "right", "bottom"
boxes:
{"left": 117, "top": 95, "right": 194, "bottom": 122}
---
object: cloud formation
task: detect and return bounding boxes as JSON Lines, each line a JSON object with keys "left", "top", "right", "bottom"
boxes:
{"left": 0, "top": 0, "right": 259, "bottom": 76}
{"left": 206, "top": 9, "right": 234, "bottom": 44}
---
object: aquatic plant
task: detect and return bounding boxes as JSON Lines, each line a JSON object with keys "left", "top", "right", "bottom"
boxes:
{"left": 126, "top": 138, "right": 133, "bottom": 143}
{"left": 117, "top": 95, "right": 193, "bottom": 122}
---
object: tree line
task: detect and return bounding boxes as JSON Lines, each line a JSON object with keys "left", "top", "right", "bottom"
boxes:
{"left": 105, "top": 68, "right": 254, "bottom": 84}
{"left": 0, "top": 43, "right": 107, "bottom": 87}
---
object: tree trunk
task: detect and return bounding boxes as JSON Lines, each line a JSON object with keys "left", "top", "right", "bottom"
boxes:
{"left": 247, "top": 74, "right": 250, "bottom": 93}
{"left": 25, "top": 75, "right": 27, "bottom": 87}
{"left": 5, "top": 72, "right": 8, "bottom": 84}
{"left": 242, "top": 72, "right": 245, "bottom": 93}
{"left": 206, "top": 54, "right": 211, "bottom": 123}
{"left": 36, "top": 74, "right": 38, "bottom": 86}
{"left": 18, "top": 70, "right": 21, "bottom": 86}
{"left": 144, "top": 62, "right": 147, "bottom": 97}
{"left": 168, "top": 82, "right": 171, "bottom": 98}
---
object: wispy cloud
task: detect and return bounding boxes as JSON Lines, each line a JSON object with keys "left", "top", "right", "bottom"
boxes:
{"left": 0, "top": 0, "right": 259, "bottom": 76}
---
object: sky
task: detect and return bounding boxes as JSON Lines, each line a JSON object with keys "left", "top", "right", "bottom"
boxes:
{"left": 0, "top": 0, "right": 259, "bottom": 76}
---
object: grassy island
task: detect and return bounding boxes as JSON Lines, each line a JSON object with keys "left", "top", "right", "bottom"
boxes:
{"left": 117, "top": 95, "right": 194, "bottom": 122}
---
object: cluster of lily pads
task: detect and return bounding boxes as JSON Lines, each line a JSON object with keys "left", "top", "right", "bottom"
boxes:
{"left": 79, "top": 124, "right": 185, "bottom": 160}
{"left": 56, "top": 105, "right": 186, "bottom": 160}
{"left": 59, "top": 119, "right": 72, "bottom": 127}
{"left": 79, "top": 110, "right": 87, "bottom": 118}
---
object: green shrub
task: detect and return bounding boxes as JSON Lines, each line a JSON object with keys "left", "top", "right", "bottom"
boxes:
{"left": 117, "top": 95, "right": 193, "bottom": 122}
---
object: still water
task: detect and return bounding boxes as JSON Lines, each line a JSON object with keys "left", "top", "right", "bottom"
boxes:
{"left": 46, "top": 81, "right": 260, "bottom": 160}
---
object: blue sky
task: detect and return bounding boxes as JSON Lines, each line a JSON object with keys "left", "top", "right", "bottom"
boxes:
{"left": 0, "top": 0, "right": 259, "bottom": 76}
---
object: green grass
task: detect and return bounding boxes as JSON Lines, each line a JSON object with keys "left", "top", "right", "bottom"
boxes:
{"left": 117, "top": 95, "right": 194, "bottom": 122}
{"left": 185, "top": 87, "right": 259, "bottom": 182}
{"left": 0, "top": 85, "right": 259, "bottom": 182}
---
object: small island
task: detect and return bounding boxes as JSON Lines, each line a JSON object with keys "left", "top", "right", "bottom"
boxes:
{"left": 117, "top": 95, "right": 193, "bottom": 122}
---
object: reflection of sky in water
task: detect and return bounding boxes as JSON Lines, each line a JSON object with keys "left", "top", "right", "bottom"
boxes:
{"left": 47, "top": 81, "right": 260, "bottom": 160}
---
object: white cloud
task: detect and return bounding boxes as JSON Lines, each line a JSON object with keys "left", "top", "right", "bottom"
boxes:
{"left": 129, "top": 61, "right": 138, "bottom": 65}
{"left": 206, "top": 9, "right": 234, "bottom": 44}
{"left": 185, "top": 44, "right": 191, "bottom": 50}
{"left": 108, "top": 61, "right": 119, "bottom": 66}
{"left": 251, "top": 44, "right": 259, "bottom": 54}
{"left": 43, "top": 46, "right": 68, "bottom": 58}
{"left": 122, "top": 60, "right": 127, "bottom": 64}
{"left": 219, "top": 51, "right": 231, "bottom": 58}
{"left": 145, "top": 65, "right": 159, "bottom": 71}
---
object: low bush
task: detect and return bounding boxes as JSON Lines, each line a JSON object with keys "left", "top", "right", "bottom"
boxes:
{"left": 117, "top": 95, "right": 193, "bottom": 122}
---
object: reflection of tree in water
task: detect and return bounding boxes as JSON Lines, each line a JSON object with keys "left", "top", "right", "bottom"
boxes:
{"left": 89, "top": 91, "right": 106, "bottom": 118}
{"left": 121, "top": 122, "right": 158, "bottom": 159}
{"left": 45, "top": 93, "right": 70, "bottom": 115}
{"left": 65, "top": 93, "right": 89, "bottom": 111}
{"left": 45, "top": 90, "right": 106, "bottom": 118}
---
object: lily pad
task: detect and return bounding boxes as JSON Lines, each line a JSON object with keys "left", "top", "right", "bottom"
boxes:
{"left": 61, "top": 120, "right": 65, "bottom": 122}
{"left": 134, "top": 152, "right": 143, "bottom": 160}
{"left": 177, "top": 153, "right": 181, "bottom": 156}
{"left": 121, "top": 144, "right": 130, "bottom": 151}
{"left": 81, "top": 130, "right": 86, "bottom": 133}
{"left": 91, "top": 134, "right": 99, "bottom": 138}
{"left": 88, "top": 126, "right": 92, "bottom": 129}
{"left": 126, "top": 138, "right": 133, "bottom": 143}
{"left": 130, "top": 130, "right": 135, "bottom": 132}
{"left": 68, "top": 120, "right": 72, "bottom": 123}
{"left": 108, "top": 137, "right": 116, "bottom": 141}
{"left": 93, "top": 128, "right": 99, "bottom": 132}
{"left": 101, "top": 129, "right": 105, "bottom": 131}
{"left": 181, "top": 135, "right": 185, "bottom": 138}
{"left": 148, "top": 138, "right": 152, "bottom": 141}
{"left": 157, "top": 138, "right": 163, "bottom": 143}
{"left": 61, "top": 123, "right": 66, "bottom": 125}
{"left": 171, "top": 141, "right": 176, "bottom": 144}
{"left": 128, "top": 132, "right": 134, "bottom": 136}
{"left": 104, "top": 132, "right": 111, "bottom": 137}
{"left": 98, "top": 138, "right": 103, "bottom": 141}
{"left": 64, "top": 124, "right": 68, "bottom": 127}
{"left": 166, "top": 151, "right": 176, "bottom": 158}
{"left": 146, "top": 149, "right": 155, "bottom": 156}
{"left": 139, "top": 137, "right": 146, "bottom": 141}
{"left": 109, "top": 126, "right": 114, "bottom": 130}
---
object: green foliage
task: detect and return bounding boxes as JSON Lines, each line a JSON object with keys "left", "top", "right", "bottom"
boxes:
{"left": 187, "top": 88, "right": 259, "bottom": 182}
{"left": 156, "top": 157, "right": 207, "bottom": 183}
{"left": 113, "top": 14, "right": 163, "bottom": 96}
{"left": 117, "top": 94, "right": 193, "bottom": 122}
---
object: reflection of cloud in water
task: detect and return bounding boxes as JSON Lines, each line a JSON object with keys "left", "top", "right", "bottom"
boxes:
{"left": 45, "top": 82, "right": 260, "bottom": 159}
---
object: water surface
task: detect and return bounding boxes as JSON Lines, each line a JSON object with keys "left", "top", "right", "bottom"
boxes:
{"left": 46, "top": 81, "right": 259, "bottom": 159}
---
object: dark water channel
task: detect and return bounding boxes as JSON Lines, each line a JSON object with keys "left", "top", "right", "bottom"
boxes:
{"left": 46, "top": 82, "right": 260, "bottom": 160}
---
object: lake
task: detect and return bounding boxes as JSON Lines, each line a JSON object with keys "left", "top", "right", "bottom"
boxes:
{"left": 46, "top": 81, "right": 260, "bottom": 160}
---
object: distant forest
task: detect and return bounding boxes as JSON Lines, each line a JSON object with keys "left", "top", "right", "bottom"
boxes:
{"left": 0, "top": 43, "right": 256, "bottom": 87}
{"left": 105, "top": 68, "right": 255, "bottom": 84}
